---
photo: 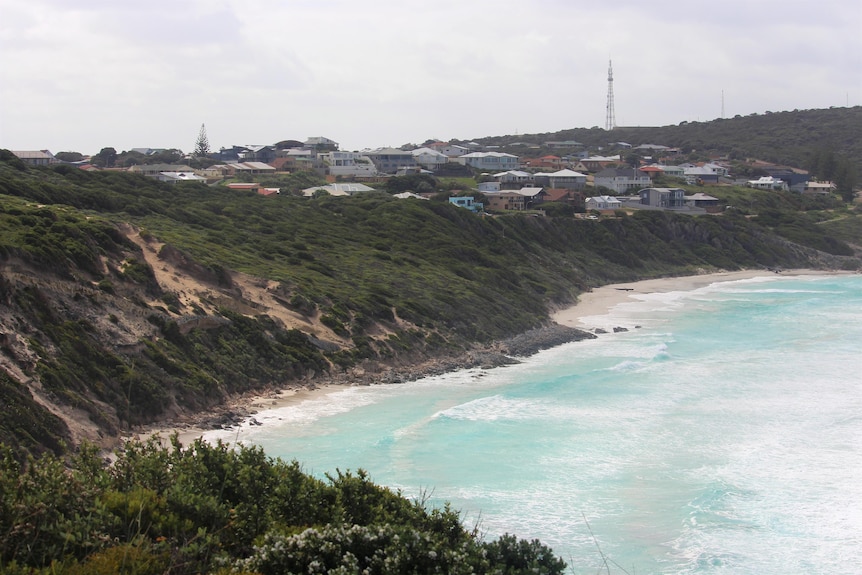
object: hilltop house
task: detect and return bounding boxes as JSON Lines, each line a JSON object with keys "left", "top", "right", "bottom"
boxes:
{"left": 594, "top": 168, "right": 651, "bottom": 194}
{"left": 747, "top": 176, "right": 789, "bottom": 191}
{"left": 12, "top": 150, "right": 56, "bottom": 166}
{"left": 492, "top": 170, "right": 533, "bottom": 187}
{"left": 456, "top": 152, "right": 520, "bottom": 171}
{"left": 533, "top": 169, "right": 588, "bottom": 190}
{"left": 585, "top": 195, "right": 622, "bottom": 211}
{"left": 364, "top": 148, "right": 417, "bottom": 174}
{"left": 411, "top": 147, "right": 449, "bottom": 171}
{"left": 302, "top": 183, "right": 375, "bottom": 197}
{"left": 639, "top": 187, "right": 686, "bottom": 208}
{"left": 319, "top": 151, "right": 378, "bottom": 177}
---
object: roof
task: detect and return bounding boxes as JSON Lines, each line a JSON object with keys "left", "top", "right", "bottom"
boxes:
{"left": 518, "top": 187, "right": 545, "bottom": 197}
{"left": 12, "top": 150, "right": 54, "bottom": 159}
{"left": 302, "top": 183, "right": 375, "bottom": 197}
{"left": 536, "top": 169, "right": 587, "bottom": 178}
{"left": 586, "top": 195, "right": 621, "bottom": 203}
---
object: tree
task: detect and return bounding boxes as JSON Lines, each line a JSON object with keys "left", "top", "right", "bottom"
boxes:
{"left": 54, "top": 151, "right": 84, "bottom": 163}
{"left": 91, "top": 147, "right": 117, "bottom": 168}
{"left": 194, "top": 123, "right": 210, "bottom": 157}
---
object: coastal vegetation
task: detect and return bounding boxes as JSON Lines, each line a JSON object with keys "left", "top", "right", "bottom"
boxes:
{"left": 1, "top": 108, "right": 862, "bottom": 572}
{"left": 1, "top": 149, "right": 860, "bottom": 462}
{"left": 0, "top": 437, "right": 566, "bottom": 574}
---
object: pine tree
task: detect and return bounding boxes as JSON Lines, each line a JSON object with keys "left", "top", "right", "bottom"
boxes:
{"left": 194, "top": 123, "right": 210, "bottom": 157}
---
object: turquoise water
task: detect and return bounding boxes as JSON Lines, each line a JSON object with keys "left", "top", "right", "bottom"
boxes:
{"left": 206, "top": 274, "right": 862, "bottom": 574}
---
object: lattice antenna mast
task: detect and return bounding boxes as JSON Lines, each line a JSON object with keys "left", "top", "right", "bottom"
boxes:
{"left": 605, "top": 59, "right": 616, "bottom": 131}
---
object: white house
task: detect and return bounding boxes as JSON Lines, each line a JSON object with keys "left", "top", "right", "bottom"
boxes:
{"left": 156, "top": 172, "right": 207, "bottom": 184}
{"left": 492, "top": 170, "right": 533, "bottom": 185}
{"left": 747, "top": 176, "right": 789, "bottom": 191}
{"left": 585, "top": 195, "right": 622, "bottom": 211}
{"left": 594, "top": 168, "right": 652, "bottom": 194}
{"left": 533, "top": 169, "right": 588, "bottom": 190}
{"left": 302, "top": 183, "right": 375, "bottom": 197}
{"left": 456, "top": 152, "right": 520, "bottom": 171}
{"left": 319, "top": 151, "right": 378, "bottom": 177}
{"left": 411, "top": 147, "right": 449, "bottom": 170}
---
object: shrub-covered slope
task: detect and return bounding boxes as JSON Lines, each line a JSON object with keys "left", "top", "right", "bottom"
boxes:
{"left": 0, "top": 151, "right": 859, "bottom": 459}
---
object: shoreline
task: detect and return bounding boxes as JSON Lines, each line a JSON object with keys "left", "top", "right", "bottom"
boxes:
{"left": 130, "top": 268, "right": 854, "bottom": 448}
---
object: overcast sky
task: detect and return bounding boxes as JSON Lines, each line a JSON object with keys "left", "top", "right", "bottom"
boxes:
{"left": 1, "top": 0, "right": 860, "bottom": 155}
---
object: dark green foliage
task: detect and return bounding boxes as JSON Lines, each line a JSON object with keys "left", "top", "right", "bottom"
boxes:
{"left": 0, "top": 439, "right": 567, "bottom": 574}
{"left": 0, "top": 372, "right": 70, "bottom": 460}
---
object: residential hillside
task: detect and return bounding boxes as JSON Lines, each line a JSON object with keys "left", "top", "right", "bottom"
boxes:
{"left": 475, "top": 106, "right": 862, "bottom": 171}
{"left": 1, "top": 149, "right": 861, "bottom": 461}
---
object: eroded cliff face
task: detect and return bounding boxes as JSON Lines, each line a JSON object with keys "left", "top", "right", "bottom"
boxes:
{"left": 0, "top": 226, "right": 375, "bottom": 455}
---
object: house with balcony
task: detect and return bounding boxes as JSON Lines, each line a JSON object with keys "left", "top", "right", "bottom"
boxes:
{"left": 683, "top": 166, "right": 720, "bottom": 184}
{"left": 533, "top": 169, "right": 587, "bottom": 190}
{"left": 305, "top": 136, "right": 339, "bottom": 151}
{"left": 492, "top": 170, "right": 533, "bottom": 187}
{"left": 364, "top": 148, "right": 417, "bottom": 174}
{"left": 639, "top": 187, "right": 687, "bottom": 208}
{"left": 319, "top": 151, "right": 378, "bottom": 177}
{"left": 485, "top": 191, "right": 527, "bottom": 211}
{"left": 594, "top": 168, "right": 652, "bottom": 194}
{"left": 411, "top": 147, "right": 449, "bottom": 171}
{"left": 456, "top": 152, "right": 520, "bottom": 171}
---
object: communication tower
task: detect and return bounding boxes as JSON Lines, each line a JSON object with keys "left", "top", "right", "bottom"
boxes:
{"left": 605, "top": 60, "right": 616, "bottom": 131}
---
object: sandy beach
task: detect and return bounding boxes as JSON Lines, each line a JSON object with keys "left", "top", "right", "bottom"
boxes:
{"left": 552, "top": 268, "right": 849, "bottom": 330}
{"left": 133, "top": 268, "right": 852, "bottom": 448}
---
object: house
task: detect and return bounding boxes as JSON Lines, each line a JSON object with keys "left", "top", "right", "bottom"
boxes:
{"left": 302, "top": 183, "right": 375, "bottom": 197}
{"left": 683, "top": 166, "right": 720, "bottom": 184}
{"left": 685, "top": 192, "right": 721, "bottom": 211}
{"left": 224, "top": 162, "right": 276, "bottom": 176}
{"left": 594, "top": 167, "right": 652, "bottom": 194}
{"left": 226, "top": 183, "right": 263, "bottom": 193}
{"left": 585, "top": 195, "right": 622, "bottom": 211}
{"left": 12, "top": 150, "right": 56, "bottom": 166}
{"left": 485, "top": 191, "right": 527, "bottom": 211}
{"left": 639, "top": 187, "right": 686, "bottom": 208}
{"left": 238, "top": 145, "right": 277, "bottom": 164}
{"left": 579, "top": 155, "right": 621, "bottom": 172}
{"left": 429, "top": 142, "right": 471, "bottom": 157}
{"left": 523, "top": 155, "right": 562, "bottom": 170}
{"left": 492, "top": 170, "right": 533, "bottom": 187}
{"left": 393, "top": 192, "right": 429, "bottom": 200}
{"left": 533, "top": 169, "right": 588, "bottom": 190}
{"left": 456, "top": 152, "right": 520, "bottom": 171}
{"left": 802, "top": 181, "right": 836, "bottom": 195}
{"left": 747, "top": 176, "right": 789, "bottom": 191}
{"left": 518, "top": 187, "right": 547, "bottom": 208}
{"left": 448, "top": 196, "right": 483, "bottom": 212}
{"left": 128, "top": 164, "right": 195, "bottom": 177}
{"left": 411, "top": 147, "right": 449, "bottom": 171}
{"left": 544, "top": 141, "right": 584, "bottom": 149}
{"left": 544, "top": 188, "right": 585, "bottom": 210}
{"left": 319, "top": 151, "right": 378, "bottom": 177}
{"left": 648, "top": 164, "right": 685, "bottom": 179}
{"left": 364, "top": 148, "right": 417, "bottom": 174}
{"left": 157, "top": 171, "right": 206, "bottom": 184}
{"left": 762, "top": 167, "right": 809, "bottom": 192}
{"left": 478, "top": 181, "right": 502, "bottom": 193}
{"left": 638, "top": 165, "right": 664, "bottom": 180}
{"left": 305, "top": 137, "right": 339, "bottom": 151}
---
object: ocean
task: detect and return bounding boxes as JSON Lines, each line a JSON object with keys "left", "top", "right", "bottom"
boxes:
{"left": 205, "top": 274, "right": 862, "bottom": 574}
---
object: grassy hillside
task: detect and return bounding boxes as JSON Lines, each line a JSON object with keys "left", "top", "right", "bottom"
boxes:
{"left": 0, "top": 150, "right": 860, "bottom": 460}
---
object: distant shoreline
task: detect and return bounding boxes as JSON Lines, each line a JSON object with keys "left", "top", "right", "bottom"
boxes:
{"left": 131, "top": 268, "right": 856, "bottom": 448}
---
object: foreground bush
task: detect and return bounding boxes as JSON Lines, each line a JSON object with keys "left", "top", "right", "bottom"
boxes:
{"left": 0, "top": 437, "right": 565, "bottom": 574}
